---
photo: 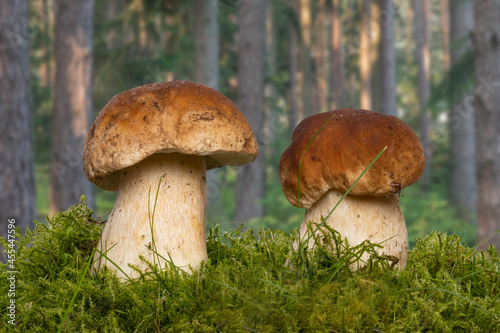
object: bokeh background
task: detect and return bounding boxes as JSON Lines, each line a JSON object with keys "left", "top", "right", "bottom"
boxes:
{"left": 2, "top": 0, "right": 499, "bottom": 251}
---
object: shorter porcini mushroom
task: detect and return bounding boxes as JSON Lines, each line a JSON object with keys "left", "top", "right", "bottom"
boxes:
{"left": 280, "top": 109, "right": 425, "bottom": 270}
{"left": 83, "top": 81, "right": 258, "bottom": 279}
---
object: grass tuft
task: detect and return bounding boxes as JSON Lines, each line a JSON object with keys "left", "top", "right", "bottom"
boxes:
{"left": 1, "top": 197, "right": 499, "bottom": 331}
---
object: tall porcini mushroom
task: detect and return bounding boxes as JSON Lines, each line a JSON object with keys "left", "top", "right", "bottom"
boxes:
{"left": 83, "top": 81, "right": 258, "bottom": 279}
{"left": 280, "top": 109, "right": 425, "bottom": 270}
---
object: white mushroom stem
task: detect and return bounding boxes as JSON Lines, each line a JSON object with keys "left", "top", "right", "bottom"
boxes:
{"left": 93, "top": 153, "right": 208, "bottom": 279}
{"left": 294, "top": 189, "right": 408, "bottom": 270}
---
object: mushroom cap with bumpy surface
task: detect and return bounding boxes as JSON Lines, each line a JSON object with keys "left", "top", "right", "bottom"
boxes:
{"left": 83, "top": 80, "right": 258, "bottom": 191}
{"left": 279, "top": 109, "right": 425, "bottom": 209}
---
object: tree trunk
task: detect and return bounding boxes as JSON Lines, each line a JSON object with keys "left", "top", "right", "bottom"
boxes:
{"left": 136, "top": 0, "right": 147, "bottom": 58}
{"left": 360, "top": 0, "right": 372, "bottom": 110}
{"left": 193, "top": 0, "right": 226, "bottom": 222}
{"left": 299, "top": 0, "right": 313, "bottom": 117}
{"left": 235, "top": 0, "right": 268, "bottom": 223}
{"left": 343, "top": 2, "right": 356, "bottom": 106}
{"left": 104, "top": 0, "right": 124, "bottom": 51}
{"left": 329, "top": 0, "right": 345, "bottom": 110}
{"left": 194, "top": 0, "right": 219, "bottom": 89}
{"left": 440, "top": 0, "right": 450, "bottom": 72}
{"left": 370, "top": 0, "right": 382, "bottom": 113}
{"left": 266, "top": 1, "right": 278, "bottom": 100}
{"left": 448, "top": 0, "right": 476, "bottom": 222}
{"left": 405, "top": 2, "right": 413, "bottom": 61}
{"left": 0, "top": 0, "right": 36, "bottom": 240}
{"left": 37, "top": 0, "right": 53, "bottom": 89}
{"left": 413, "top": 0, "right": 432, "bottom": 184}
{"left": 379, "top": 0, "right": 397, "bottom": 116}
{"left": 265, "top": 0, "right": 277, "bottom": 160}
{"left": 50, "top": 0, "right": 95, "bottom": 214}
{"left": 288, "top": 20, "right": 300, "bottom": 131}
{"left": 314, "top": 0, "right": 328, "bottom": 113}
{"left": 474, "top": 0, "right": 500, "bottom": 251}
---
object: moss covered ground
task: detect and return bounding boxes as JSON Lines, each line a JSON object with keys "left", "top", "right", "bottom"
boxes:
{"left": 1, "top": 197, "right": 499, "bottom": 332}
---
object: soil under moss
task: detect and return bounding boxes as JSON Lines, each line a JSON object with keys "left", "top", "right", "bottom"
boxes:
{"left": 1, "top": 197, "right": 499, "bottom": 332}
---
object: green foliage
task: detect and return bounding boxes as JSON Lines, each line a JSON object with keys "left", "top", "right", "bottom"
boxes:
{"left": 34, "top": 164, "right": 50, "bottom": 218}
{"left": 29, "top": 0, "right": 474, "bottom": 240}
{"left": 251, "top": 182, "right": 304, "bottom": 234}
{"left": 428, "top": 48, "right": 475, "bottom": 114}
{"left": 2, "top": 198, "right": 499, "bottom": 332}
{"left": 402, "top": 185, "right": 476, "bottom": 247}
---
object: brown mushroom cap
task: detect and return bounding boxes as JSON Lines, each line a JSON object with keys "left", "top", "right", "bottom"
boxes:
{"left": 279, "top": 109, "right": 425, "bottom": 209}
{"left": 84, "top": 80, "right": 258, "bottom": 190}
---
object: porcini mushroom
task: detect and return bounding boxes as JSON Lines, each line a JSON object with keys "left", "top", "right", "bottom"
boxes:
{"left": 83, "top": 81, "right": 258, "bottom": 279}
{"left": 280, "top": 109, "right": 425, "bottom": 270}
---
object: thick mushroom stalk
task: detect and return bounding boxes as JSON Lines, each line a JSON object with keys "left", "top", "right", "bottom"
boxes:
{"left": 84, "top": 81, "right": 258, "bottom": 279}
{"left": 93, "top": 153, "right": 208, "bottom": 279}
{"left": 296, "top": 189, "right": 408, "bottom": 270}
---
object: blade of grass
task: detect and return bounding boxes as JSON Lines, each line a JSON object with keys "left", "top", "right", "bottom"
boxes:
{"left": 294, "top": 146, "right": 387, "bottom": 258}
{"left": 296, "top": 113, "right": 337, "bottom": 225}
{"left": 148, "top": 177, "right": 163, "bottom": 270}
{"left": 145, "top": 246, "right": 189, "bottom": 278}
{"left": 474, "top": 228, "right": 500, "bottom": 251}
{"left": 253, "top": 277, "right": 299, "bottom": 300}
{"left": 213, "top": 280, "right": 266, "bottom": 311}
{"left": 57, "top": 248, "right": 95, "bottom": 333}
{"left": 92, "top": 240, "right": 117, "bottom": 273}
{"left": 94, "top": 247, "right": 136, "bottom": 284}
{"left": 382, "top": 287, "right": 499, "bottom": 319}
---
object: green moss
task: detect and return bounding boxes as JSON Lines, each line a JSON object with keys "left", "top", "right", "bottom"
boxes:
{"left": 2, "top": 197, "right": 499, "bottom": 332}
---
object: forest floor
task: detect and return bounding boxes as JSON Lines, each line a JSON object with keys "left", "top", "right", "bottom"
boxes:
{"left": 2, "top": 197, "right": 499, "bottom": 332}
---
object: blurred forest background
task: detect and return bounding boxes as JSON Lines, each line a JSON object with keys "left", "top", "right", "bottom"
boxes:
{"left": 1, "top": 0, "right": 500, "bottom": 251}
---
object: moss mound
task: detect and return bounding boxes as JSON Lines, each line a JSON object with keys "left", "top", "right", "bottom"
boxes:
{"left": 2, "top": 197, "right": 499, "bottom": 332}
